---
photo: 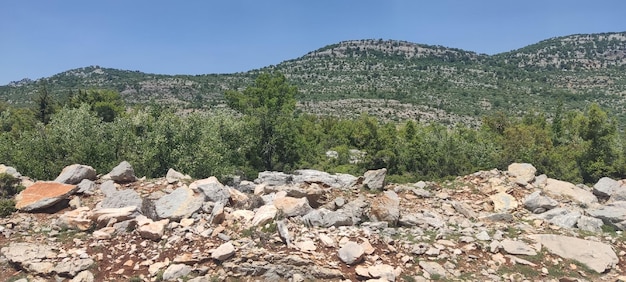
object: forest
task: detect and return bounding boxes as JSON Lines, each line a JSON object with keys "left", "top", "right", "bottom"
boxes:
{"left": 0, "top": 72, "right": 624, "bottom": 185}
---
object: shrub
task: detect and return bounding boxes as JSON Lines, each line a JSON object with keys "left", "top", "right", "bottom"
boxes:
{"left": 0, "top": 199, "right": 16, "bottom": 217}
{"left": 0, "top": 173, "right": 21, "bottom": 198}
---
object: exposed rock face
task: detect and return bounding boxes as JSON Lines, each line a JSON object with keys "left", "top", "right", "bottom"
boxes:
{"left": 108, "top": 161, "right": 137, "bottom": 183}
{"left": 363, "top": 168, "right": 387, "bottom": 191}
{"left": 54, "top": 164, "right": 96, "bottom": 185}
{"left": 15, "top": 181, "right": 77, "bottom": 211}
{"left": 155, "top": 186, "right": 205, "bottom": 220}
{"left": 528, "top": 234, "right": 618, "bottom": 273}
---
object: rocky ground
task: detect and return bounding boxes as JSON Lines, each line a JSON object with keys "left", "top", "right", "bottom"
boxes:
{"left": 1, "top": 162, "right": 626, "bottom": 282}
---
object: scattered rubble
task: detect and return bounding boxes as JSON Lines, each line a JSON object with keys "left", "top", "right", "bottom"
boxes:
{"left": 1, "top": 162, "right": 626, "bottom": 281}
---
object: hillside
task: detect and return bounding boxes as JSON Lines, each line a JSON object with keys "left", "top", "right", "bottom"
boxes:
{"left": 1, "top": 31, "right": 625, "bottom": 124}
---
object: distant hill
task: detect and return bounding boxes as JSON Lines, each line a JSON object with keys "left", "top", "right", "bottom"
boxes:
{"left": 1, "top": 31, "right": 625, "bottom": 124}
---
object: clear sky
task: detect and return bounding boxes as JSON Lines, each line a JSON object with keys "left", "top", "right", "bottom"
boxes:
{"left": 1, "top": 0, "right": 625, "bottom": 85}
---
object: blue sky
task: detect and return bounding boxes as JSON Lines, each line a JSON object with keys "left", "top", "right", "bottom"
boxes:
{"left": 1, "top": 0, "right": 625, "bottom": 85}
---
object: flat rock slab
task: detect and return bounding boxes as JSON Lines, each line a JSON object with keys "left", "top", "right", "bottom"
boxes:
{"left": 500, "top": 239, "right": 537, "bottom": 256}
{"left": 528, "top": 234, "right": 618, "bottom": 273}
{"left": 15, "top": 181, "right": 77, "bottom": 211}
{"left": 543, "top": 178, "right": 598, "bottom": 206}
{"left": 155, "top": 186, "right": 205, "bottom": 220}
{"left": 419, "top": 261, "right": 448, "bottom": 279}
{"left": 1, "top": 242, "right": 57, "bottom": 264}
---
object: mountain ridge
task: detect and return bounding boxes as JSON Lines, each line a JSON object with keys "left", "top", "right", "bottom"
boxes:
{"left": 1, "top": 31, "right": 626, "bottom": 124}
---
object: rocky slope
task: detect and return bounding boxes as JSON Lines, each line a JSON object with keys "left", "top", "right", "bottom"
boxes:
{"left": 2, "top": 162, "right": 626, "bottom": 281}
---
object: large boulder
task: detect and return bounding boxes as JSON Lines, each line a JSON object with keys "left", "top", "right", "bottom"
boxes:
{"left": 190, "top": 177, "right": 230, "bottom": 204}
{"left": 593, "top": 177, "right": 623, "bottom": 198}
{"left": 155, "top": 186, "right": 205, "bottom": 221}
{"left": 162, "top": 264, "right": 192, "bottom": 281}
{"left": 543, "top": 178, "right": 598, "bottom": 206}
{"left": 587, "top": 201, "right": 626, "bottom": 230}
{"left": 500, "top": 239, "right": 537, "bottom": 256}
{"left": 338, "top": 241, "right": 364, "bottom": 265}
{"left": 99, "top": 189, "right": 143, "bottom": 210}
{"left": 54, "top": 164, "right": 96, "bottom": 185}
{"left": 136, "top": 216, "right": 169, "bottom": 241}
{"left": 292, "top": 169, "right": 357, "bottom": 188}
{"left": 507, "top": 163, "right": 536, "bottom": 183}
{"left": 0, "top": 164, "right": 21, "bottom": 178}
{"left": 535, "top": 208, "right": 581, "bottom": 229}
{"left": 108, "top": 161, "right": 137, "bottom": 183}
{"left": 165, "top": 168, "right": 191, "bottom": 184}
{"left": 255, "top": 171, "right": 292, "bottom": 186}
{"left": 523, "top": 191, "right": 558, "bottom": 213}
{"left": 0, "top": 243, "right": 57, "bottom": 275}
{"left": 56, "top": 207, "right": 93, "bottom": 231}
{"left": 363, "top": 168, "right": 387, "bottom": 191}
{"left": 528, "top": 234, "right": 618, "bottom": 273}
{"left": 76, "top": 179, "right": 97, "bottom": 195}
{"left": 490, "top": 192, "right": 518, "bottom": 212}
{"left": 15, "top": 181, "right": 77, "bottom": 212}
{"left": 251, "top": 205, "right": 278, "bottom": 226}
{"left": 273, "top": 196, "right": 312, "bottom": 217}
{"left": 91, "top": 206, "right": 140, "bottom": 227}
{"left": 211, "top": 242, "right": 235, "bottom": 261}
{"left": 369, "top": 190, "right": 400, "bottom": 225}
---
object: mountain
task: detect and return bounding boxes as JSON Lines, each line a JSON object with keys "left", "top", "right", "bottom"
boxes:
{"left": 1, "top": 31, "right": 625, "bottom": 124}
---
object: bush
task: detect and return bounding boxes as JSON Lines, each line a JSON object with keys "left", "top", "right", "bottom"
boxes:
{"left": 0, "top": 199, "right": 15, "bottom": 217}
{"left": 0, "top": 173, "right": 21, "bottom": 198}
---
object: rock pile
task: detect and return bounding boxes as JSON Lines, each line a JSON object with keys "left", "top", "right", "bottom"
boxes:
{"left": 1, "top": 162, "right": 626, "bottom": 281}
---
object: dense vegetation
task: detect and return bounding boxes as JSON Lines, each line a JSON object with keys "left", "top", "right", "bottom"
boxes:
{"left": 1, "top": 73, "right": 624, "bottom": 186}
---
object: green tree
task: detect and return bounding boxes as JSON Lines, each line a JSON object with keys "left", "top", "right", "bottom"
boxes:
{"left": 69, "top": 89, "right": 125, "bottom": 122}
{"left": 225, "top": 72, "right": 299, "bottom": 171}
{"left": 578, "top": 103, "right": 619, "bottom": 183}
{"left": 34, "top": 85, "right": 55, "bottom": 124}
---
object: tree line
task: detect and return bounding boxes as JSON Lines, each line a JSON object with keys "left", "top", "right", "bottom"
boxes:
{"left": 0, "top": 73, "right": 624, "bottom": 184}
